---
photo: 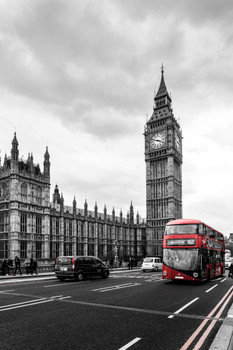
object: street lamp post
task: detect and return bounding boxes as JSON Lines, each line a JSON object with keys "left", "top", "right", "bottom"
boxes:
{"left": 114, "top": 240, "right": 119, "bottom": 267}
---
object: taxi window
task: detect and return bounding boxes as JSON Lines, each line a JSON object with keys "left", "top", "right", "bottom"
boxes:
{"left": 83, "top": 257, "right": 93, "bottom": 264}
{"left": 144, "top": 258, "right": 153, "bottom": 263}
{"left": 57, "top": 257, "right": 72, "bottom": 265}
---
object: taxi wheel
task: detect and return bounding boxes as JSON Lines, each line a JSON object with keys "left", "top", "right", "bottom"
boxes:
{"left": 102, "top": 270, "right": 109, "bottom": 279}
{"left": 58, "top": 277, "right": 65, "bottom": 282}
{"left": 76, "top": 272, "right": 84, "bottom": 281}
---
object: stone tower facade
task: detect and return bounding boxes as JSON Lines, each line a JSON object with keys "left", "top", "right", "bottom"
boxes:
{"left": 144, "top": 66, "right": 182, "bottom": 256}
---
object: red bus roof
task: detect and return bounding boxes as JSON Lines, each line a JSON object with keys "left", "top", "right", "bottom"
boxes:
{"left": 166, "top": 219, "right": 202, "bottom": 225}
{"left": 166, "top": 218, "right": 223, "bottom": 236}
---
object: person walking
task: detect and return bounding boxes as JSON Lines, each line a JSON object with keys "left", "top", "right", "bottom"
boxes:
{"left": 31, "top": 259, "right": 38, "bottom": 275}
{"left": 13, "top": 256, "right": 22, "bottom": 276}
{"left": 229, "top": 262, "right": 233, "bottom": 278}
{"left": 110, "top": 257, "right": 114, "bottom": 269}
{"left": 1, "top": 258, "right": 7, "bottom": 275}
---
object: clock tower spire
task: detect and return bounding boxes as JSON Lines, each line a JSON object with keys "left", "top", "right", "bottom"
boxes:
{"left": 144, "top": 66, "right": 182, "bottom": 257}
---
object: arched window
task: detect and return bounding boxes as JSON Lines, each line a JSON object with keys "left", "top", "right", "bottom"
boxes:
{"left": 36, "top": 186, "right": 42, "bottom": 205}
{"left": 21, "top": 183, "right": 27, "bottom": 202}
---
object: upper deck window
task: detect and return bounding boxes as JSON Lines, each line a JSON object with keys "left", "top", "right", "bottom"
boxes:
{"left": 165, "top": 224, "right": 198, "bottom": 235}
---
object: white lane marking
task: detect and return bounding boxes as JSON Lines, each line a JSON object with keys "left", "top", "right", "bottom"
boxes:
{"left": 100, "top": 283, "right": 141, "bottom": 293}
{"left": 221, "top": 278, "right": 227, "bottom": 282}
{"left": 59, "top": 296, "right": 71, "bottom": 300}
{"left": 51, "top": 295, "right": 63, "bottom": 298}
{"left": 0, "top": 290, "right": 15, "bottom": 293}
{"left": 0, "top": 298, "right": 48, "bottom": 309}
{"left": 118, "top": 337, "right": 141, "bottom": 350}
{"left": 93, "top": 283, "right": 141, "bottom": 293}
{"left": 0, "top": 299, "right": 53, "bottom": 312}
{"left": 93, "top": 283, "right": 133, "bottom": 291}
{"left": 205, "top": 284, "right": 218, "bottom": 293}
{"left": 44, "top": 281, "right": 90, "bottom": 288}
{"left": 168, "top": 297, "right": 199, "bottom": 319}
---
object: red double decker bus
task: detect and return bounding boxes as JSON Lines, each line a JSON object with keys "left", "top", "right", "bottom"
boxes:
{"left": 162, "top": 219, "right": 225, "bottom": 281}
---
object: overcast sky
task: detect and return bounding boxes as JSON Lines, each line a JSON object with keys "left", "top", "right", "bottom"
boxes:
{"left": 0, "top": 0, "right": 233, "bottom": 236}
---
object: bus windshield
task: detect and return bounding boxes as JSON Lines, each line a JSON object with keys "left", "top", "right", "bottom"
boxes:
{"left": 165, "top": 224, "right": 198, "bottom": 235}
{"left": 163, "top": 248, "right": 200, "bottom": 271}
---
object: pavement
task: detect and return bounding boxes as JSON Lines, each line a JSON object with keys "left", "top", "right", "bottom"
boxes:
{"left": 0, "top": 269, "right": 233, "bottom": 350}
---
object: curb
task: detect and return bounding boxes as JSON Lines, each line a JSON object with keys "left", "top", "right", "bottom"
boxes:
{"left": 209, "top": 303, "right": 233, "bottom": 350}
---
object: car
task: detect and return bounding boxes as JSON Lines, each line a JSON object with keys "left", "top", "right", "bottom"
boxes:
{"left": 225, "top": 257, "right": 233, "bottom": 269}
{"left": 55, "top": 255, "right": 110, "bottom": 281}
{"left": 141, "top": 257, "right": 163, "bottom": 272}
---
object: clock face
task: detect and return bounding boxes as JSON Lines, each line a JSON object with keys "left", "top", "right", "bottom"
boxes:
{"left": 150, "top": 131, "right": 166, "bottom": 149}
{"left": 175, "top": 133, "right": 181, "bottom": 152}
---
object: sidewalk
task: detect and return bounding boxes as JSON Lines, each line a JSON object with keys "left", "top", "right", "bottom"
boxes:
{"left": 0, "top": 266, "right": 140, "bottom": 280}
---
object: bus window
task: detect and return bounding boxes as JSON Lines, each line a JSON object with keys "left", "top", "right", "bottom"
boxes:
{"left": 165, "top": 224, "right": 198, "bottom": 235}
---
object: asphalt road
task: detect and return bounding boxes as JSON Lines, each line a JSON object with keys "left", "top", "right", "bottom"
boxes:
{"left": 0, "top": 270, "right": 232, "bottom": 350}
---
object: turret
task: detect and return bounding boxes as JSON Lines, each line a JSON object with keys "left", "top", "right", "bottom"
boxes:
{"left": 84, "top": 199, "right": 88, "bottom": 217}
{"left": 53, "top": 185, "right": 61, "bottom": 204}
{"left": 94, "top": 202, "right": 98, "bottom": 219}
{"left": 73, "top": 196, "right": 77, "bottom": 216}
{"left": 11, "top": 132, "right": 19, "bottom": 172}
{"left": 130, "top": 201, "right": 134, "bottom": 225}
{"left": 104, "top": 205, "right": 107, "bottom": 221}
{"left": 43, "top": 146, "right": 50, "bottom": 180}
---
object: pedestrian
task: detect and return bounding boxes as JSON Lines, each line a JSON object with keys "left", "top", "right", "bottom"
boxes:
{"left": 128, "top": 257, "right": 133, "bottom": 270}
{"left": 30, "top": 258, "right": 34, "bottom": 275}
{"left": 7, "top": 258, "right": 14, "bottom": 275}
{"left": 32, "top": 259, "right": 38, "bottom": 275}
{"left": 110, "top": 257, "right": 114, "bottom": 269}
{"left": 106, "top": 259, "right": 110, "bottom": 268}
{"left": 119, "top": 259, "right": 122, "bottom": 268}
{"left": 13, "top": 256, "right": 22, "bottom": 276}
{"left": 229, "top": 262, "right": 233, "bottom": 278}
{"left": 1, "top": 258, "right": 7, "bottom": 275}
{"left": 24, "top": 257, "right": 31, "bottom": 274}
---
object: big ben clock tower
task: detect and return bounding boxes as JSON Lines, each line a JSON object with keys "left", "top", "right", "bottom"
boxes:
{"left": 144, "top": 65, "right": 182, "bottom": 256}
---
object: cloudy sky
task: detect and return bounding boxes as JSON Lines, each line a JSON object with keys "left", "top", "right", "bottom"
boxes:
{"left": 0, "top": 0, "right": 233, "bottom": 236}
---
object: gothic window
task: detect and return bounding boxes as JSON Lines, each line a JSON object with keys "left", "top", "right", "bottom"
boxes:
{"left": 31, "top": 186, "right": 34, "bottom": 203}
{"left": 80, "top": 222, "right": 84, "bottom": 237}
{"left": 0, "top": 241, "right": 8, "bottom": 259}
{"left": 36, "top": 242, "right": 42, "bottom": 259}
{"left": 0, "top": 212, "right": 5, "bottom": 232}
{"left": 20, "top": 213, "right": 27, "bottom": 233}
{"left": 36, "top": 215, "right": 42, "bottom": 234}
{"left": 2, "top": 183, "right": 8, "bottom": 199}
{"left": 69, "top": 220, "right": 72, "bottom": 237}
{"left": 36, "top": 187, "right": 42, "bottom": 205}
{"left": 50, "top": 218, "right": 53, "bottom": 235}
{"left": 56, "top": 218, "right": 59, "bottom": 236}
{"left": 20, "top": 241, "right": 27, "bottom": 258}
{"left": 21, "top": 183, "right": 27, "bottom": 202}
{"left": 64, "top": 220, "right": 67, "bottom": 237}
{"left": 99, "top": 224, "right": 103, "bottom": 239}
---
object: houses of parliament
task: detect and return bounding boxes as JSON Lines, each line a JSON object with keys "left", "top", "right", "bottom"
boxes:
{"left": 0, "top": 68, "right": 182, "bottom": 261}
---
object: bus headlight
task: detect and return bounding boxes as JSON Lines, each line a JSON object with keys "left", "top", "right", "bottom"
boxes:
{"left": 163, "top": 271, "right": 167, "bottom": 276}
{"left": 193, "top": 272, "right": 198, "bottom": 278}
